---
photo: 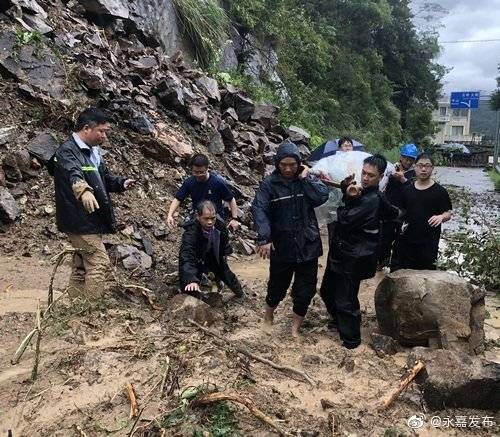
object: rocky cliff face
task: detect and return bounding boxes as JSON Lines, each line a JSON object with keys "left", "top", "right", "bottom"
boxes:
{"left": 0, "top": 0, "right": 308, "bottom": 289}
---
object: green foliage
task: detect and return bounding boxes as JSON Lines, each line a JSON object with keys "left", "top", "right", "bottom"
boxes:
{"left": 488, "top": 169, "right": 500, "bottom": 191}
{"left": 13, "top": 28, "right": 44, "bottom": 59}
{"left": 439, "top": 190, "right": 500, "bottom": 292}
{"left": 223, "top": 0, "right": 443, "bottom": 150}
{"left": 173, "top": 0, "right": 229, "bottom": 70}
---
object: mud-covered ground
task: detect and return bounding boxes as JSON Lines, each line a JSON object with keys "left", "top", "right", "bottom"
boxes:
{"left": 0, "top": 243, "right": 498, "bottom": 436}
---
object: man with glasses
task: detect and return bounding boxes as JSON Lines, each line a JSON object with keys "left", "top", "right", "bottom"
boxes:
{"left": 391, "top": 153, "right": 452, "bottom": 271}
{"left": 166, "top": 154, "right": 240, "bottom": 231}
{"left": 252, "top": 140, "right": 329, "bottom": 338}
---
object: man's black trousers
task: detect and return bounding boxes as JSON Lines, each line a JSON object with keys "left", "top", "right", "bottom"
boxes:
{"left": 390, "top": 238, "right": 438, "bottom": 272}
{"left": 320, "top": 266, "right": 361, "bottom": 348}
{"left": 266, "top": 258, "right": 318, "bottom": 317}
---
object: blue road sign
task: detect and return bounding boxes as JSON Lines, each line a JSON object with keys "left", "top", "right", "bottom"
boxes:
{"left": 450, "top": 91, "right": 480, "bottom": 109}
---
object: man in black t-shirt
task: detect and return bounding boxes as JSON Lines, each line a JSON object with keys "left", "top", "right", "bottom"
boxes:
{"left": 391, "top": 153, "right": 452, "bottom": 271}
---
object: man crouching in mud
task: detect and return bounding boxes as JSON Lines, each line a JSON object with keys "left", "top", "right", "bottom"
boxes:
{"left": 252, "top": 140, "right": 329, "bottom": 338}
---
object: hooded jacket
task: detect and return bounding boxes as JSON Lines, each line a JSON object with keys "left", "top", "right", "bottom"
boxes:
{"left": 251, "top": 141, "right": 329, "bottom": 263}
{"left": 51, "top": 136, "right": 125, "bottom": 234}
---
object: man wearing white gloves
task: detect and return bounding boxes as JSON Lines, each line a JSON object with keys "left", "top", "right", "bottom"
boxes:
{"left": 50, "top": 108, "right": 136, "bottom": 299}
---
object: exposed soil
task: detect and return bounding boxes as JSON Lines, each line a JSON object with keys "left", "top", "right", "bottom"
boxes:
{"left": 0, "top": 246, "right": 498, "bottom": 436}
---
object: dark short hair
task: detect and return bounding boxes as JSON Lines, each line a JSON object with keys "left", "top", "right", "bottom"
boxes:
{"left": 415, "top": 153, "right": 434, "bottom": 165}
{"left": 74, "top": 108, "right": 109, "bottom": 131}
{"left": 190, "top": 153, "right": 209, "bottom": 168}
{"left": 196, "top": 200, "right": 216, "bottom": 216}
{"left": 338, "top": 136, "right": 353, "bottom": 148}
{"left": 363, "top": 153, "right": 387, "bottom": 174}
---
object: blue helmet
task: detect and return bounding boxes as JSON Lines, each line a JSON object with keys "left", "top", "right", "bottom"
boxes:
{"left": 400, "top": 143, "right": 419, "bottom": 159}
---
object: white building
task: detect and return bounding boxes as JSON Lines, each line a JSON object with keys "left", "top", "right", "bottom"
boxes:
{"left": 432, "top": 98, "right": 482, "bottom": 145}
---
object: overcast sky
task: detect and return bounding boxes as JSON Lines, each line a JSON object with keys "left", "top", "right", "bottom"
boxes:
{"left": 411, "top": 0, "right": 500, "bottom": 97}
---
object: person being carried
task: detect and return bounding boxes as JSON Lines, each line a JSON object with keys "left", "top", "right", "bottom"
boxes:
{"left": 252, "top": 140, "right": 329, "bottom": 338}
{"left": 166, "top": 154, "right": 240, "bottom": 231}
{"left": 179, "top": 200, "right": 245, "bottom": 300}
{"left": 50, "top": 108, "right": 137, "bottom": 299}
{"left": 337, "top": 136, "right": 354, "bottom": 152}
{"left": 321, "top": 154, "right": 400, "bottom": 349}
{"left": 378, "top": 143, "right": 418, "bottom": 266}
{"left": 391, "top": 153, "right": 452, "bottom": 271}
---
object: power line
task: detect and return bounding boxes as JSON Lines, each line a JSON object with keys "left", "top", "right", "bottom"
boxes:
{"left": 440, "top": 38, "right": 500, "bottom": 44}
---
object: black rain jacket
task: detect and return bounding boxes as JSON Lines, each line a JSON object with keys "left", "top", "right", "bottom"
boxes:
{"left": 251, "top": 141, "right": 329, "bottom": 264}
{"left": 329, "top": 185, "right": 399, "bottom": 280}
{"left": 51, "top": 136, "right": 125, "bottom": 234}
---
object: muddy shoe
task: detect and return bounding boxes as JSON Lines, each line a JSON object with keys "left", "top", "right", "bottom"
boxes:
{"left": 232, "top": 290, "right": 247, "bottom": 303}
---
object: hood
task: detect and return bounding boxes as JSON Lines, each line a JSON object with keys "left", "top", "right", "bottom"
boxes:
{"left": 274, "top": 140, "right": 301, "bottom": 167}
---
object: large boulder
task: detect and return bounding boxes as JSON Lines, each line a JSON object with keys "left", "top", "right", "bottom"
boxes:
{"left": 287, "top": 126, "right": 310, "bottom": 145}
{"left": 140, "top": 123, "right": 193, "bottom": 162}
{"left": 0, "top": 187, "right": 20, "bottom": 223}
{"left": 408, "top": 347, "right": 500, "bottom": 410}
{"left": 375, "top": 270, "right": 485, "bottom": 355}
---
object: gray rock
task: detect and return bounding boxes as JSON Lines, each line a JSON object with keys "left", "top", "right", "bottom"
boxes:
{"left": 109, "top": 243, "right": 152, "bottom": 269}
{"left": 232, "top": 94, "right": 255, "bottom": 122}
{"left": 0, "top": 168, "right": 5, "bottom": 187}
{"left": 141, "top": 234, "right": 154, "bottom": 256}
{"left": 408, "top": 347, "right": 500, "bottom": 410}
{"left": 170, "top": 293, "right": 217, "bottom": 326}
{"left": 251, "top": 104, "right": 278, "bottom": 130}
{"left": 0, "top": 31, "right": 66, "bottom": 100}
{"left": 375, "top": 270, "right": 486, "bottom": 355}
{"left": 195, "top": 76, "right": 221, "bottom": 102}
{"left": 77, "top": 0, "right": 130, "bottom": 19}
{"left": 208, "top": 131, "right": 225, "bottom": 156}
{"left": 287, "top": 126, "right": 311, "bottom": 144}
{"left": 0, "top": 187, "right": 20, "bottom": 223}
{"left": 219, "top": 124, "right": 237, "bottom": 149}
{"left": 3, "top": 148, "right": 37, "bottom": 181}
{"left": 153, "top": 227, "right": 168, "bottom": 239}
{"left": 79, "top": 66, "right": 106, "bottom": 90}
{"left": 187, "top": 104, "right": 207, "bottom": 124}
{"left": 0, "top": 126, "right": 16, "bottom": 146}
{"left": 25, "top": 131, "right": 58, "bottom": 163}
{"left": 154, "top": 72, "right": 187, "bottom": 112}
{"left": 129, "top": 114, "right": 155, "bottom": 135}
{"left": 370, "top": 332, "right": 399, "bottom": 357}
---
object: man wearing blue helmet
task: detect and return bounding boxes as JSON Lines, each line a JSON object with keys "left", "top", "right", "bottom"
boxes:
{"left": 378, "top": 143, "right": 418, "bottom": 266}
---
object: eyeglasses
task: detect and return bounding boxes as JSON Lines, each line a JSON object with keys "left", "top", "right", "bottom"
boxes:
{"left": 416, "top": 163, "right": 433, "bottom": 169}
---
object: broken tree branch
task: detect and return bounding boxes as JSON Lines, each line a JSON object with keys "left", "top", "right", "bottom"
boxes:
{"left": 123, "top": 284, "right": 163, "bottom": 310}
{"left": 31, "top": 304, "right": 42, "bottom": 380}
{"left": 48, "top": 248, "right": 75, "bottom": 307}
{"left": 126, "top": 382, "right": 139, "bottom": 419}
{"left": 159, "top": 356, "right": 171, "bottom": 399}
{"left": 192, "top": 391, "right": 288, "bottom": 436}
{"left": 188, "top": 319, "right": 316, "bottom": 387}
{"left": 380, "top": 360, "right": 425, "bottom": 410}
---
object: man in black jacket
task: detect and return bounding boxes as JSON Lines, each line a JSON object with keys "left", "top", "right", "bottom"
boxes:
{"left": 178, "top": 200, "right": 244, "bottom": 298}
{"left": 52, "top": 108, "right": 136, "bottom": 299}
{"left": 252, "top": 141, "right": 329, "bottom": 338}
{"left": 321, "top": 154, "right": 399, "bottom": 349}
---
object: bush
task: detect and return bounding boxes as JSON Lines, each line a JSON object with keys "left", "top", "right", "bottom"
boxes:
{"left": 173, "top": 0, "right": 229, "bottom": 70}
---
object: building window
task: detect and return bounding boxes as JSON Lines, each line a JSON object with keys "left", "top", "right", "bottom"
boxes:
{"left": 452, "top": 109, "right": 468, "bottom": 117}
{"left": 451, "top": 126, "right": 464, "bottom": 136}
{"left": 439, "top": 106, "right": 447, "bottom": 116}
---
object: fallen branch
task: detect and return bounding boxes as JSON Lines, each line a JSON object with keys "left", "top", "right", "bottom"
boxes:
{"left": 126, "top": 382, "right": 139, "bottom": 419}
{"left": 380, "top": 360, "right": 425, "bottom": 410}
{"left": 159, "top": 356, "right": 171, "bottom": 399}
{"left": 11, "top": 328, "right": 38, "bottom": 365}
{"left": 30, "top": 306, "right": 42, "bottom": 381}
{"left": 48, "top": 248, "right": 75, "bottom": 307}
{"left": 188, "top": 319, "right": 316, "bottom": 387}
{"left": 192, "top": 391, "right": 288, "bottom": 436}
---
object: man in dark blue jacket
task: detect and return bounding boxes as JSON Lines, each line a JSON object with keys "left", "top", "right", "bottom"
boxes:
{"left": 321, "top": 154, "right": 400, "bottom": 349}
{"left": 252, "top": 141, "right": 329, "bottom": 338}
{"left": 52, "top": 108, "right": 136, "bottom": 299}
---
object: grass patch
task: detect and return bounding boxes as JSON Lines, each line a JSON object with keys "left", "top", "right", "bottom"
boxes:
{"left": 173, "top": 0, "right": 229, "bottom": 70}
{"left": 13, "top": 28, "right": 44, "bottom": 59}
{"left": 487, "top": 168, "right": 500, "bottom": 190}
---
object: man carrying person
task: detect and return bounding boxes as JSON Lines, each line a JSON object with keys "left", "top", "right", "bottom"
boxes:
{"left": 391, "top": 153, "right": 452, "bottom": 271}
{"left": 178, "top": 200, "right": 244, "bottom": 299}
{"left": 320, "top": 154, "right": 400, "bottom": 349}
{"left": 379, "top": 143, "right": 418, "bottom": 266}
{"left": 252, "top": 141, "right": 329, "bottom": 338}
{"left": 166, "top": 154, "right": 240, "bottom": 231}
{"left": 51, "top": 108, "right": 137, "bottom": 299}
